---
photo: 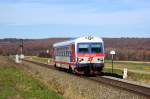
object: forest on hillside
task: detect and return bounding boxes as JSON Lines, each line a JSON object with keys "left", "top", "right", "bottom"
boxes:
{"left": 0, "top": 38, "right": 150, "bottom": 61}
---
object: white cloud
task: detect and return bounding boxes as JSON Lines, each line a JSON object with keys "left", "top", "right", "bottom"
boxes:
{"left": 0, "top": 2, "right": 150, "bottom": 26}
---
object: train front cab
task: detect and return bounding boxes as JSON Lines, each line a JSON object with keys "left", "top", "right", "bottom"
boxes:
{"left": 75, "top": 42, "right": 105, "bottom": 75}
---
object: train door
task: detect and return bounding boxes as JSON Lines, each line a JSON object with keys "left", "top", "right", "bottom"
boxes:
{"left": 71, "top": 44, "right": 75, "bottom": 62}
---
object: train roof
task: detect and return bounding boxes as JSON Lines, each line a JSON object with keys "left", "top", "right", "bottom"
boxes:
{"left": 53, "top": 36, "right": 103, "bottom": 47}
{"left": 53, "top": 39, "right": 75, "bottom": 47}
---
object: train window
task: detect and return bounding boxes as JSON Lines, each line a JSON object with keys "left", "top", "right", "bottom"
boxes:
{"left": 59, "top": 52, "right": 60, "bottom": 56}
{"left": 68, "top": 51, "right": 70, "bottom": 56}
{"left": 91, "top": 43, "right": 102, "bottom": 53}
{"left": 68, "top": 51, "right": 69, "bottom": 56}
{"left": 66, "top": 51, "right": 68, "bottom": 56}
{"left": 64, "top": 51, "right": 66, "bottom": 56}
{"left": 78, "top": 44, "right": 89, "bottom": 53}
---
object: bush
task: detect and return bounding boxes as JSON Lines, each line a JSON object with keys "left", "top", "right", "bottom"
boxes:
{"left": 38, "top": 52, "right": 51, "bottom": 58}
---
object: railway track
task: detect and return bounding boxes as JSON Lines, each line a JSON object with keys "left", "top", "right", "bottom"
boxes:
{"left": 90, "top": 76, "right": 150, "bottom": 97}
{"left": 23, "top": 59, "right": 150, "bottom": 98}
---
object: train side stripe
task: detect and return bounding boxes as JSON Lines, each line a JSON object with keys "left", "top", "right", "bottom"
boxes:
{"left": 55, "top": 61, "right": 76, "bottom": 65}
{"left": 77, "top": 53, "right": 105, "bottom": 57}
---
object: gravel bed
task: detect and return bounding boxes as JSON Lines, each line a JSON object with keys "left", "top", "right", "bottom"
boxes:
{"left": 21, "top": 61, "right": 148, "bottom": 99}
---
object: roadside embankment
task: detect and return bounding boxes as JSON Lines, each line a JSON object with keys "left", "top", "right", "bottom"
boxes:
{"left": 0, "top": 56, "right": 62, "bottom": 99}
{"left": 21, "top": 60, "right": 148, "bottom": 99}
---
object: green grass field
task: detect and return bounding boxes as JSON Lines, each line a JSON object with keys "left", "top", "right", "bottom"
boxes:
{"left": 0, "top": 56, "right": 63, "bottom": 99}
{"left": 27, "top": 56, "right": 52, "bottom": 64}
{"left": 104, "top": 60, "right": 150, "bottom": 84}
{"left": 104, "top": 60, "right": 150, "bottom": 73}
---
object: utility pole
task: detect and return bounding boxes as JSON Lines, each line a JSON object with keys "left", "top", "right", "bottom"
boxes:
{"left": 15, "top": 39, "right": 24, "bottom": 63}
{"left": 20, "top": 39, "right": 23, "bottom": 55}
{"left": 20, "top": 39, "right": 24, "bottom": 59}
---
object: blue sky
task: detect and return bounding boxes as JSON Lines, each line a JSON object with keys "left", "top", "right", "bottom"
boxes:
{"left": 0, "top": 0, "right": 150, "bottom": 38}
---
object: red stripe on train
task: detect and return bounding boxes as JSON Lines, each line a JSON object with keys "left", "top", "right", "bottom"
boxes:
{"left": 55, "top": 61, "right": 76, "bottom": 65}
{"left": 77, "top": 53, "right": 105, "bottom": 57}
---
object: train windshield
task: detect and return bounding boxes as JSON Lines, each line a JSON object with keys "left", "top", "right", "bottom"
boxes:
{"left": 78, "top": 43, "right": 103, "bottom": 53}
{"left": 78, "top": 44, "right": 89, "bottom": 53}
{"left": 91, "top": 43, "right": 102, "bottom": 53}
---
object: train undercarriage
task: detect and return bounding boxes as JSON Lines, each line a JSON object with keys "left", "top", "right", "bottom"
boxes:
{"left": 74, "top": 63, "right": 104, "bottom": 75}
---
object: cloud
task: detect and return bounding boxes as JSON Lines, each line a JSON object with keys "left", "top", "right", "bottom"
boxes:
{"left": 0, "top": 1, "right": 150, "bottom": 26}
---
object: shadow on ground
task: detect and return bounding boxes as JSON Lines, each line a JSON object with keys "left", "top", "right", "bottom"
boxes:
{"left": 102, "top": 72, "right": 123, "bottom": 78}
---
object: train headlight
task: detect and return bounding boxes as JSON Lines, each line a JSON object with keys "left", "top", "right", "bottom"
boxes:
{"left": 97, "top": 58, "right": 103, "bottom": 62}
{"left": 78, "top": 58, "right": 84, "bottom": 62}
{"left": 79, "top": 58, "right": 84, "bottom": 62}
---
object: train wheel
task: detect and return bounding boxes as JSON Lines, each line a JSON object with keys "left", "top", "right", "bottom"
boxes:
{"left": 73, "top": 68, "right": 82, "bottom": 76}
{"left": 54, "top": 63, "right": 57, "bottom": 68}
{"left": 84, "top": 67, "right": 90, "bottom": 76}
{"left": 72, "top": 68, "right": 76, "bottom": 74}
{"left": 69, "top": 66, "right": 73, "bottom": 73}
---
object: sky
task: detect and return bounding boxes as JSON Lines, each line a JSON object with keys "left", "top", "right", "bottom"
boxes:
{"left": 0, "top": 0, "right": 150, "bottom": 38}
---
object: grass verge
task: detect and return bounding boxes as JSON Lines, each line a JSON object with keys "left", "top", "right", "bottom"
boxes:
{"left": 26, "top": 56, "right": 52, "bottom": 64}
{"left": 105, "top": 60, "right": 150, "bottom": 72}
{"left": 103, "top": 68, "right": 123, "bottom": 78}
{"left": 0, "top": 56, "right": 63, "bottom": 99}
{"left": 103, "top": 68, "right": 150, "bottom": 84}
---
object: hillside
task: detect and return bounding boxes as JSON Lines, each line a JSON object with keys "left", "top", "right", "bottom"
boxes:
{"left": 104, "top": 38, "right": 150, "bottom": 50}
{"left": 0, "top": 38, "right": 150, "bottom": 61}
{"left": 0, "top": 38, "right": 69, "bottom": 55}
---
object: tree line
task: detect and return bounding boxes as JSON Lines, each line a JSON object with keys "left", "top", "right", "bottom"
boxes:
{"left": 0, "top": 38, "right": 150, "bottom": 61}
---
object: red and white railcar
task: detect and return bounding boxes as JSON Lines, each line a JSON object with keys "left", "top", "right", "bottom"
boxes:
{"left": 53, "top": 36, "right": 105, "bottom": 74}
